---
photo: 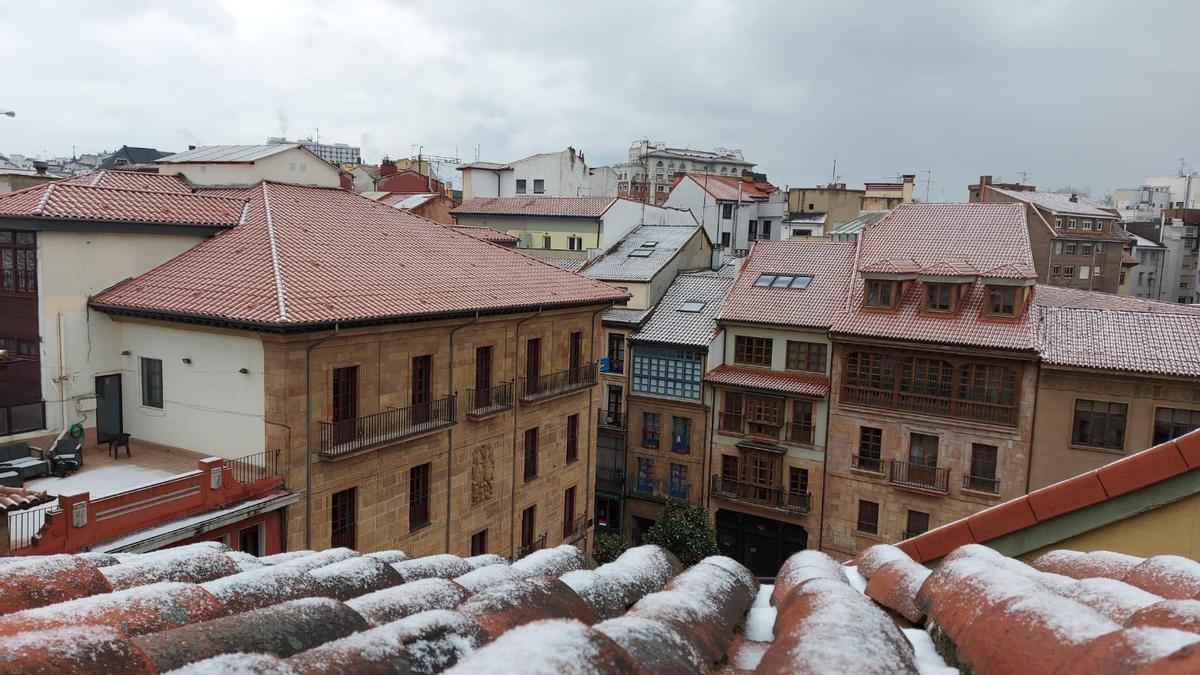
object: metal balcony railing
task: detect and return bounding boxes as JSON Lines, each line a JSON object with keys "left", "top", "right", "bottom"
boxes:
{"left": 963, "top": 474, "right": 1001, "bottom": 494}
{"left": 7, "top": 502, "right": 56, "bottom": 550}
{"left": 851, "top": 454, "right": 883, "bottom": 473}
{"left": 466, "top": 382, "right": 513, "bottom": 419}
{"left": 563, "top": 514, "right": 589, "bottom": 543}
{"left": 520, "top": 532, "right": 548, "bottom": 556}
{"left": 319, "top": 395, "right": 456, "bottom": 458}
{"left": 223, "top": 449, "right": 283, "bottom": 486}
{"left": 888, "top": 459, "right": 950, "bottom": 493}
{"left": 597, "top": 409, "right": 627, "bottom": 431}
{"left": 709, "top": 475, "right": 811, "bottom": 515}
{"left": 597, "top": 465, "right": 625, "bottom": 484}
{"left": 520, "top": 363, "right": 597, "bottom": 402}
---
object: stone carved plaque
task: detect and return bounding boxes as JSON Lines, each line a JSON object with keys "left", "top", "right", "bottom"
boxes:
{"left": 471, "top": 446, "right": 495, "bottom": 504}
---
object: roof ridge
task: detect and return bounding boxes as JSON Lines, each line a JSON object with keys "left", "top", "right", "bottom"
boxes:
{"left": 57, "top": 182, "right": 249, "bottom": 203}
{"left": 260, "top": 183, "right": 290, "bottom": 322}
{"left": 33, "top": 182, "right": 56, "bottom": 216}
{"left": 89, "top": 171, "right": 104, "bottom": 186}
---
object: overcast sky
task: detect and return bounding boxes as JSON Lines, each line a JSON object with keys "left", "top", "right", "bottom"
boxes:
{"left": 2, "top": 1, "right": 1196, "bottom": 199}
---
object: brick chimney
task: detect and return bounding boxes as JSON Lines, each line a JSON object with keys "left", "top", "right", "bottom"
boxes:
{"left": 901, "top": 174, "right": 915, "bottom": 203}
{"left": 380, "top": 157, "right": 397, "bottom": 177}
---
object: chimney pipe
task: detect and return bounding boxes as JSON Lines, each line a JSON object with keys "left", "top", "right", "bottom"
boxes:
{"left": 32, "top": 160, "right": 48, "bottom": 175}
{"left": 1070, "top": 194, "right": 1079, "bottom": 203}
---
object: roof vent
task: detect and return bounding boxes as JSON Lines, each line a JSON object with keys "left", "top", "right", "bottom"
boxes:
{"left": 1070, "top": 194, "right": 1079, "bottom": 202}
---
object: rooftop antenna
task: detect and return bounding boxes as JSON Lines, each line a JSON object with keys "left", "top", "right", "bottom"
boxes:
{"left": 1017, "top": 171, "right": 1029, "bottom": 184}
{"left": 830, "top": 157, "right": 837, "bottom": 185}
{"left": 1180, "top": 157, "right": 1190, "bottom": 177}
{"left": 921, "top": 169, "right": 933, "bottom": 202}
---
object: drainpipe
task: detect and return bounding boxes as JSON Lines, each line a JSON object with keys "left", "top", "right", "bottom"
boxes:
{"left": 817, "top": 356, "right": 833, "bottom": 552}
{"left": 1026, "top": 358, "right": 1041, "bottom": 494}
{"left": 305, "top": 323, "right": 340, "bottom": 549}
{"left": 585, "top": 306, "right": 605, "bottom": 551}
{"left": 511, "top": 308, "right": 544, "bottom": 555}
{"left": 447, "top": 312, "right": 481, "bottom": 552}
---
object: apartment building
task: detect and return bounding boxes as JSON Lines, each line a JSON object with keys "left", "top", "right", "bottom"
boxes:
{"left": 156, "top": 144, "right": 346, "bottom": 189}
{"left": 622, "top": 270, "right": 733, "bottom": 543}
{"left": 860, "top": 175, "right": 916, "bottom": 210}
{"left": 663, "top": 173, "right": 785, "bottom": 252}
{"left": 707, "top": 240, "right": 855, "bottom": 576}
{"left": 1126, "top": 209, "right": 1200, "bottom": 304}
{"left": 614, "top": 140, "right": 753, "bottom": 205}
{"left": 974, "top": 176, "right": 1126, "bottom": 293}
{"left": 1028, "top": 287, "right": 1200, "bottom": 489}
{"left": 1118, "top": 233, "right": 1168, "bottom": 298}
{"left": 450, "top": 196, "right": 695, "bottom": 259}
{"left": 822, "top": 203, "right": 1041, "bottom": 559}
{"left": 581, "top": 224, "right": 714, "bottom": 537}
{"left": 0, "top": 166, "right": 625, "bottom": 560}
{"left": 458, "top": 148, "right": 616, "bottom": 201}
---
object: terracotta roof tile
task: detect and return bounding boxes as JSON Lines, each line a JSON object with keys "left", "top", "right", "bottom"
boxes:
{"left": 345, "top": 577, "right": 469, "bottom": 626}
{"left": 62, "top": 170, "right": 193, "bottom": 193}
{"left": 0, "top": 581, "right": 224, "bottom": 638}
{"left": 718, "top": 240, "right": 856, "bottom": 328}
{"left": 1128, "top": 600, "right": 1200, "bottom": 633}
{"left": 456, "top": 576, "right": 595, "bottom": 641}
{"left": 1031, "top": 550, "right": 1145, "bottom": 581}
{"left": 1, "top": 626, "right": 153, "bottom": 674}
{"left": 677, "top": 173, "right": 778, "bottom": 202}
{"left": 859, "top": 257, "right": 921, "bottom": 275}
{"left": 919, "top": 260, "right": 979, "bottom": 277}
{"left": 981, "top": 262, "right": 1039, "bottom": 280}
{"left": 447, "top": 224, "right": 519, "bottom": 243}
{"left": 287, "top": 608, "right": 488, "bottom": 674}
{"left": 1123, "top": 557, "right": 1200, "bottom": 601}
{"left": 704, "top": 364, "right": 829, "bottom": 397}
{"left": 451, "top": 196, "right": 616, "bottom": 218}
{"left": 91, "top": 183, "right": 627, "bottom": 327}
{"left": 0, "top": 555, "right": 112, "bottom": 614}
{"left": 445, "top": 618, "right": 646, "bottom": 675}
{"left": 0, "top": 180, "right": 245, "bottom": 227}
{"left": 857, "top": 547, "right": 931, "bottom": 624}
{"left": 1058, "top": 627, "right": 1200, "bottom": 675}
{"left": 0, "top": 486, "right": 53, "bottom": 512}
{"left": 560, "top": 546, "right": 681, "bottom": 621}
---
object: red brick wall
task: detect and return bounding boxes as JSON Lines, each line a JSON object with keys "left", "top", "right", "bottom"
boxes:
{"left": 377, "top": 171, "right": 445, "bottom": 194}
{"left": 172, "top": 509, "right": 285, "bottom": 556}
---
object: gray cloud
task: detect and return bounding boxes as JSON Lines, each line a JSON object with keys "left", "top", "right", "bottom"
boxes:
{"left": 0, "top": 0, "right": 1195, "bottom": 197}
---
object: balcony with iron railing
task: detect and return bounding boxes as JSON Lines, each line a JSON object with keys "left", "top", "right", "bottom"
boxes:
{"left": 888, "top": 459, "right": 950, "bottom": 494}
{"left": 520, "top": 363, "right": 597, "bottom": 403}
{"left": 319, "top": 395, "right": 456, "bottom": 459}
{"left": 520, "top": 532, "right": 548, "bottom": 557}
{"left": 466, "top": 382, "right": 513, "bottom": 420}
{"left": 963, "top": 474, "right": 1001, "bottom": 495}
{"left": 710, "top": 475, "right": 811, "bottom": 516}
{"left": 563, "top": 513, "right": 589, "bottom": 544}
{"left": 717, "top": 410, "right": 810, "bottom": 446}
{"left": 597, "top": 408, "right": 627, "bottom": 431}
{"left": 851, "top": 454, "right": 884, "bottom": 474}
{"left": 597, "top": 463, "right": 625, "bottom": 485}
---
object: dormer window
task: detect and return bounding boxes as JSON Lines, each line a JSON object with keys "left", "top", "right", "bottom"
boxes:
{"left": 924, "top": 283, "right": 954, "bottom": 312}
{"left": 986, "top": 286, "right": 1018, "bottom": 316}
{"left": 866, "top": 280, "right": 897, "bottom": 308}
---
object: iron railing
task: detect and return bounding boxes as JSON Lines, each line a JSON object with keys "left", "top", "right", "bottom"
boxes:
{"left": 630, "top": 478, "right": 665, "bottom": 499}
{"left": 466, "top": 382, "right": 513, "bottom": 419}
{"left": 7, "top": 501, "right": 56, "bottom": 550}
{"left": 520, "top": 363, "right": 597, "bottom": 402}
{"left": 963, "top": 474, "right": 1001, "bottom": 494}
{"left": 319, "top": 395, "right": 456, "bottom": 458}
{"left": 888, "top": 459, "right": 950, "bottom": 493}
{"left": 851, "top": 454, "right": 883, "bottom": 473}
{"left": 710, "top": 475, "right": 811, "bottom": 515}
{"left": 564, "top": 514, "right": 589, "bottom": 543}
{"left": 597, "top": 409, "right": 627, "bottom": 430}
{"left": 718, "top": 411, "right": 743, "bottom": 433}
{"left": 521, "top": 532, "right": 548, "bottom": 556}
{"left": 224, "top": 449, "right": 283, "bottom": 485}
{"left": 597, "top": 465, "right": 625, "bottom": 484}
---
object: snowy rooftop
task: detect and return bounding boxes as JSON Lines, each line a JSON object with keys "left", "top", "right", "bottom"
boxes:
{"left": 0, "top": 541, "right": 1198, "bottom": 673}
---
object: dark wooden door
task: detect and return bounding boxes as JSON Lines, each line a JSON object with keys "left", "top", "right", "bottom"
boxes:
{"left": 474, "top": 346, "right": 492, "bottom": 409}
{"left": 95, "top": 374, "right": 123, "bottom": 443}
{"left": 908, "top": 433, "right": 939, "bottom": 487}
{"left": 412, "top": 355, "right": 432, "bottom": 425}
{"left": 526, "top": 338, "right": 541, "bottom": 394}
{"left": 331, "top": 366, "right": 358, "bottom": 445}
{"left": 569, "top": 331, "right": 582, "bottom": 383}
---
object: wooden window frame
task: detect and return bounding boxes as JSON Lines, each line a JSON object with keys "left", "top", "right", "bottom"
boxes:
{"left": 523, "top": 427, "right": 539, "bottom": 481}
{"left": 986, "top": 286, "right": 1019, "bottom": 316}
{"left": 1072, "top": 399, "right": 1128, "bottom": 451}
{"left": 734, "top": 335, "right": 772, "bottom": 367}
{"left": 566, "top": 414, "right": 579, "bottom": 463}
{"left": 470, "top": 529, "right": 488, "bottom": 555}
{"left": 865, "top": 280, "right": 897, "bottom": 308}
{"left": 923, "top": 283, "right": 954, "bottom": 312}
{"left": 409, "top": 463, "right": 431, "bottom": 531}
{"left": 331, "top": 487, "right": 357, "bottom": 549}
{"left": 856, "top": 499, "right": 879, "bottom": 535}
{"left": 785, "top": 340, "right": 827, "bottom": 373}
{"left": 0, "top": 230, "right": 37, "bottom": 296}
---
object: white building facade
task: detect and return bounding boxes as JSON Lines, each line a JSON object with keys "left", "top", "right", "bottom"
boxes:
{"left": 458, "top": 148, "right": 618, "bottom": 201}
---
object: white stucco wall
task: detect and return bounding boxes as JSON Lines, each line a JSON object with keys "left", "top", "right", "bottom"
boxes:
{"left": 114, "top": 321, "right": 265, "bottom": 459}
{"left": 161, "top": 148, "right": 341, "bottom": 188}
{"left": 34, "top": 230, "right": 265, "bottom": 458}
{"left": 600, "top": 199, "right": 696, "bottom": 248}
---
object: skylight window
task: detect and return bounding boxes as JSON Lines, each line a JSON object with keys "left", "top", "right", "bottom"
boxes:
{"left": 678, "top": 301, "right": 706, "bottom": 313}
{"left": 754, "top": 273, "right": 813, "bottom": 289}
{"left": 628, "top": 249, "right": 653, "bottom": 257}
{"left": 640, "top": 241, "right": 658, "bottom": 248}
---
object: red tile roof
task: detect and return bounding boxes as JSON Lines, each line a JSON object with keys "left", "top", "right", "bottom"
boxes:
{"left": 859, "top": 258, "right": 921, "bottom": 275}
{"left": 448, "top": 225, "right": 519, "bottom": 244}
{"left": 451, "top": 196, "right": 616, "bottom": 218}
{"left": 62, "top": 170, "right": 193, "bottom": 193}
{"left": 981, "top": 262, "right": 1039, "bottom": 280}
{"left": 677, "top": 173, "right": 778, "bottom": 201}
{"left": 704, "top": 364, "right": 830, "bottom": 397}
{"left": 898, "top": 429, "right": 1200, "bottom": 563}
{"left": 0, "top": 181, "right": 246, "bottom": 228}
{"left": 4, "top": 537, "right": 1198, "bottom": 673}
{"left": 919, "top": 260, "right": 979, "bottom": 277}
{"left": 90, "top": 182, "right": 627, "bottom": 328}
{"left": 833, "top": 203, "right": 1040, "bottom": 351}
{"left": 0, "top": 486, "right": 53, "bottom": 513}
{"left": 718, "top": 239, "right": 856, "bottom": 328}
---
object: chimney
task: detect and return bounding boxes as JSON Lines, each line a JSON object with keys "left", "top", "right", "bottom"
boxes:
{"left": 1070, "top": 194, "right": 1079, "bottom": 203}
{"left": 32, "top": 160, "right": 48, "bottom": 175}
{"left": 188, "top": 145, "right": 196, "bottom": 150}
{"left": 902, "top": 174, "right": 915, "bottom": 184}
{"left": 380, "top": 157, "right": 397, "bottom": 177}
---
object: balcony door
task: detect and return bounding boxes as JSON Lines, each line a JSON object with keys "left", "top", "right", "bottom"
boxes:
{"left": 526, "top": 338, "right": 542, "bottom": 394}
{"left": 95, "top": 374, "right": 123, "bottom": 443}
{"left": 908, "top": 432, "right": 939, "bottom": 486}
{"left": 607, "top": 387, "right": 623, "bottom": 416}
{"left": 331, "top": 366, "right": 358, "bottom": 445}
{"left": 474, "top": 346, "right": 492, "bottom": 410}
{"left": 568, "top": 331, "right": 583, "bottom": 384}
{"left": 744, "top": 450, "right": 779, "bottom": 503}
{"left": 412, "top": 356, "right": 432, "bottom": 425}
